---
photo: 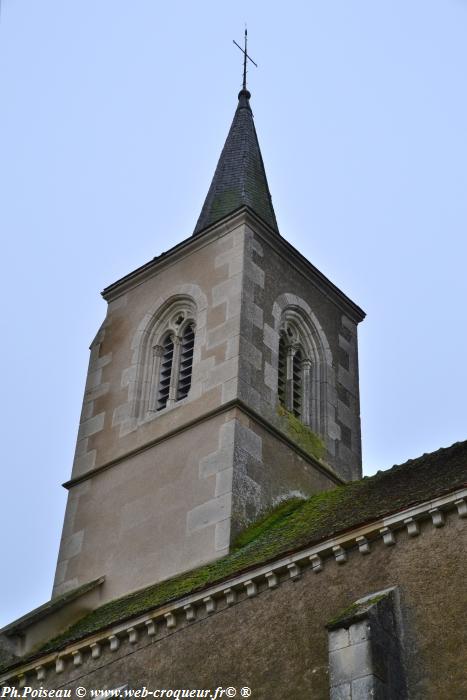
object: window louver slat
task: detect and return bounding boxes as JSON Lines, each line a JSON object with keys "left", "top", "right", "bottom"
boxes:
{"left": 177, "top": 324, "right": 195, "bottom": 401}
{"left": 156, "top": 336, "right": 174, "bottom": 411}
{"left": 278, "top": 336, "right": 287, "bottom": 407}
{"left": 292, "top": 349, "right": 302, "bottom": 418}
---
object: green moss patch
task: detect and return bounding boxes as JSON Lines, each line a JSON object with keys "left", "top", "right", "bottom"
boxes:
{"left": 327, "top": 593, "right": 387, "bottom": 629}
{"left": 232, "top": 498, "right": 305, "bottom": 551}
{"left": 277, "top": 405, "right": 326, "bottom": 460}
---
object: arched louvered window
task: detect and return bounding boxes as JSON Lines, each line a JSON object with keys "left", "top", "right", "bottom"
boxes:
{"left": 136, "top": 297, "right": 198, "bottom": 421}
{"left": 156, "top": 333, "right": 174, "bottom": 411}
{"left": 151, "top": 316, "right": 196, "bottom": 413}
{"left": 277, "top": 320, "right": 309, "bottom": 424}
{"left": 177, "top": 323, "right": 195, "bottom": 401}
{"left": 274, "top": 299, "right": 334, "bottom": 436}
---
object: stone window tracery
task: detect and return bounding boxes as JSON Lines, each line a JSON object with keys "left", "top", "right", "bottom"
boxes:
{"left": 272, "top": 294, "right": 335, "bottom": 452}
{"left": 278, "top": 321, "right": 311, "bottom": 423}
{"left": 137, "top": 299, "right": 197, "bottom": 418}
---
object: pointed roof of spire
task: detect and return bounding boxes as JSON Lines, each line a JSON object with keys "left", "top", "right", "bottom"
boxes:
{"left": 193, "top": 89, "right": 279, "bottom": 235}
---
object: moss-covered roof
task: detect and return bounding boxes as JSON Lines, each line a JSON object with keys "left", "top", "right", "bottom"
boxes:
{"left": 193, "top": 89, "right": 279, "bottom": 235}
{"left": 2, "top": 440, "right": 466, "bottom": 674}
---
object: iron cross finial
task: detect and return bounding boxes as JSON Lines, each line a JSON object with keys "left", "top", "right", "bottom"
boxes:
{"left": 233, "top": 28, "right": 258, "bottom": 92}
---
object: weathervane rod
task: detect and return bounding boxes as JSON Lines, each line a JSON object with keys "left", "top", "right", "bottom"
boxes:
{"left": 233, "top": 27, "right": 258, "bottom": 92}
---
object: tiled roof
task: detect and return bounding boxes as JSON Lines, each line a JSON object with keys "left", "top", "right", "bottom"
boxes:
{"left": 193, "top": 90, "right": 279, "bottom": 235}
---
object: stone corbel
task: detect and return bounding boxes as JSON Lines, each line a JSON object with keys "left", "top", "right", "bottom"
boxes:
{"left": 183, "top": 604, "right": 196, "bottom": 621}
{"left": 309, "top": 554, "right": 323, "bottom": 572}
{"left": 429, "top": 508, "right": 445, "bottom": 528}
{"left": 380, "top": 526, "right": 396, "bottom": 546}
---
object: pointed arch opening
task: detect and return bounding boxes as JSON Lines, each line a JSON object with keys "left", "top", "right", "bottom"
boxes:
{"left": 276, "top": 304, "right": 332, "bottom": 435}
{"left": 135, "top": 297, "right": 197, "bottom": 419}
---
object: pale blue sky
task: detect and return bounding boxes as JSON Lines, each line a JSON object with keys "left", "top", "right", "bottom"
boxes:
{"left": 1, "top": 1, "right": 466, "bottom": 627}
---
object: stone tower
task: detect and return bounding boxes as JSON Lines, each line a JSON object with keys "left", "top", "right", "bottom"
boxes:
{"left": 53, "top": 87, "right": 365, "bottom": 606}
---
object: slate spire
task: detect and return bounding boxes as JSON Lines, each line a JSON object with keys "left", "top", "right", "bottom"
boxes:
{"left": 193, "top": 89, "right": 279, "bottom": 235}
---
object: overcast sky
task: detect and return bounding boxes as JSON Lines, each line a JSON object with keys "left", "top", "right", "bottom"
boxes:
{"left": 1, "top": 1, "right": 466, "bottom": 627}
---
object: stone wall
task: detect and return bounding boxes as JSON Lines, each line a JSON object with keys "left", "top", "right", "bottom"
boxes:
{"left": 24, "top": 501, "right": 467, "bottom": 698}
{"left": 238, "top": 224, "right": 363, "bottom": 482}
{"left": 54, "top": 210, "right": 363, "bottom": 605}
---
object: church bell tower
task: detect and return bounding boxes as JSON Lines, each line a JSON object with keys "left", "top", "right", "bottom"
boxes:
{"left": 53, "top": 81, "right": 365, "bottom": 607}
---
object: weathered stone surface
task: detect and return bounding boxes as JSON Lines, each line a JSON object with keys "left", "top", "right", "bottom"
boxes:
{"left": 5, "top": 515, "right": 465, "bottom": 698}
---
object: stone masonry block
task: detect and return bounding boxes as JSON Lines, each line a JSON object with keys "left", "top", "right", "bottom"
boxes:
{"left": 263, "top": 323, "right": 279, "bottom": 351}
{"left": 74, "top": 437, "right": 89, "bottom": 458}
{"left": 245, "top": 301, "right": 263, "bottom": 329}
{"left": 199, "top": 448, "right": 234, "bottom": 478}
{"left": 264, "top": 361, "right": 276, "bottom": 391}
{"left": 222, "top": 376, "right": 238, "bottom": 403}
{"left": 337, "top": 400, "right": 355, "bottom": 429}
{"left": 235, "top": 422, "right": 262, "bottom": 461}
{"left": 78, "top": 412, "right": 105, "bottom": 440}
{"left": 207, "top": 318, "right": 241, "bottom": 350}
{"left": 215, "top": 468, "right": 233, "bottom": 497}
{"left": 246, "top": 230, "right": 263, "bottom": 256}
{"left": 73, "top": 450, "right": 96, "bottom": 474}
{"left": 219, "top": 420, "right": 236, "bottom": 447}
{"left": 196, "top": 356, "right": 216, "bottom": 382}
{"left": 237, "top": 378, "right": 261, "bottom": 412}
{"left": 85, "top": 369, "right": 103, "bottom": 391}
{"left": 349, "top": 620, "right": 371, "bottom": 645}
{"left": 89, "top": 353, "right": 112, "bottom": 371}
{"left": 229, "top": 255, "right": 244, "bottom": 277}
{"left": 204, "top": 358, "right": 237, "bottom": 390}
{"left": 54, "top": 561, "right": 68, "bottom": 586}
{"left": 225, "top": 335, "right": 240, "bottom": 360}
{"left": 226, "top": 293, "right": 242, "bottom": 319}
{"left": 60, "top": 530, "right": 84, "bottom": 560}
{"left": 214, "top": 249, "right": 241, "bottom": 271}
{"left": 338, "top": 366, "right": 355, "bottom": 393}
{"left": 241, "top": 339, "right": 263, "bottom": 370}
{"left": 186, "top": 493, "right": 232, "bottom": 534}
{"left": 121, "top": 366, "right": 137, "bottom": 387}
{"left": 60, "top": 499, "right": 79, "bottom": 539}
{"left": 215, "top": 518, "right": 231, "bottom": 551}
{"left": 199, "top": 420, "right": 236, "bottom": 478}
{"left": 81, "top": 401, "right": 95, "bottom": 421}
{"left": 338, "top": 335, "right": 353, "bottom": 354}
{"left": 112, "top": 404, "right": 131, "bottom": 428}
{"left": 212, "top": 277, "right": 242, "bottom": 308}
{"left": 330, "top": 685, "right": 351, "bottom": 700}
{"left": 351, "top": 675, "right": 385, "bottom": 700}
{"left": 341, "top": 315, "right": 356, "bottom": 333}
{"left": 329, "top": 641, "right": 373, "bottom": 686}
{"left": 84, "top": 383, "right": 110, "bottom": 402}
{"left": 245, "top": 260, "right": 265, "bottom": 288}
{"left": 329, "top": 628, "right": 350, "bottom": 652}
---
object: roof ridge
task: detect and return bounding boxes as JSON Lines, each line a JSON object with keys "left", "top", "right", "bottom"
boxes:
{"left": 368, "top": 439, "right": 467, "bottom": 478}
